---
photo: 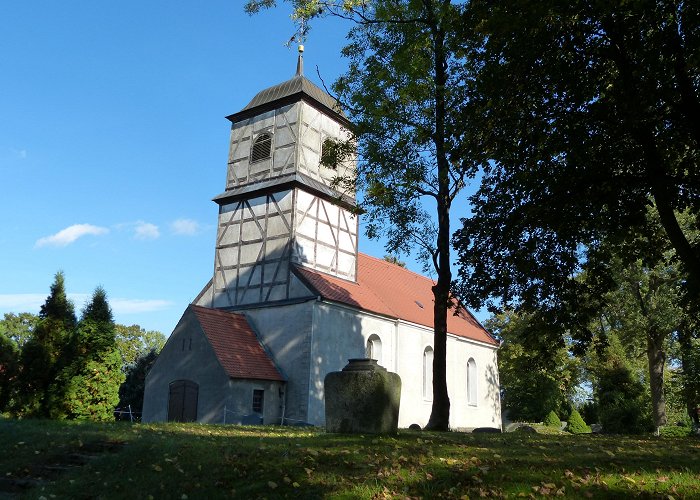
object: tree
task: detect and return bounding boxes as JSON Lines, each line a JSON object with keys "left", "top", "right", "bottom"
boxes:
{"left": 13, "top": 272, "right": 76, "bottom": 416}
{"left": 247, "top": 0, "right": 475, "bottom": 431}
{"left": 0, "top": 312, "right": 38, "bottom": 350}
{"left": 0, "top": 313, "right": 36, "bottom": 411}
{"left": 115, "top": 324, "right": 166, "bottom": 368}
{"left": 51, "top": 287, "right": 125, "bottom": 421}
{"left": 0, "top": 334, "right": 19, "bottom": 411}
{"left": 485, "top": 310, "right": 581, "bottom": 422}
{"left": 118, "top": 349, "right": 159, "bottom": 417}
{"left": 454, "top": 0, "right": 700, "bottom": 314}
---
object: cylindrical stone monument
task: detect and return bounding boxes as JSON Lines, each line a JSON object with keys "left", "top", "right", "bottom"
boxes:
{"left": 324, "top": 358, "right": 401, "bottom": 434}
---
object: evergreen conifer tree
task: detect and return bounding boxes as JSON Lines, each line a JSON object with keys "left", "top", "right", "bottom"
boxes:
{"left": 567, "top": 409, "right": 590, "bottom": 434}
{"left": 53, "top": 287, "right": 124, "bottom": 420}
{"left": 14, "top": 272, "right": 76, "bottom": 416}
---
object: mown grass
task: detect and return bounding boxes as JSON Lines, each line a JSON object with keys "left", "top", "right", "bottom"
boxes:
{"left": 0, "top": 418, "right": 699, "bottom": 499}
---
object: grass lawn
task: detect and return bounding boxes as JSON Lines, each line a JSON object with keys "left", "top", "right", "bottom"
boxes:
{"left": 0, "top": 419, "right": 699, "bottom": 499}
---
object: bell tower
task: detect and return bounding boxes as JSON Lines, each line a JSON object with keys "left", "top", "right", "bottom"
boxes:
{"left": 197, "top": 47, "right": 359, "bottom": 309}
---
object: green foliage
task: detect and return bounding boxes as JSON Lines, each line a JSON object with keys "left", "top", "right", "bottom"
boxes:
{"left": 567, "top": 409, "right": 590, "bottom": 434}
{"left": 8, "top": 276, "right": 125, "bottom": 421}
{"left": 455, "top": 0, "right": 700, "bottom": 312}
{"left": 118, "top": 349, "right": 159, "bottom": 414}
{"left": 486, "top": 310, "right": 580, "bottom": 422}
{"left": 0, "top": 312, "right": 38, "bottom": 349}
{"left": 543, "top": 410, "right": 561, "bottom": 428}
{"left": 659, "top": 425, "right": 692, "bottom": 438}
{"left": 13, "top": 272, "right": 76, "bottom": 417}
{"left": 115, "top": 324, "right": 166, "bottom": 367}
{"left": 596, "top": 358, "right": 652, "bottom": 435}
{"left": 61, "top": 348, "right": 124, "bottom": 421}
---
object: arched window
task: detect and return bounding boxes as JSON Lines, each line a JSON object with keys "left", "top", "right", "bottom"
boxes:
{"left": 251, "top": 133, "right": 272, "bottom": 163}
{"left": 467, "top": 358, "right": 477, "bottom": 406}
{"left": 423, "top": 346, "right": 433, "bottom": 400}
{"left": 365, "top": 334, "right": 382, "bottom": 364}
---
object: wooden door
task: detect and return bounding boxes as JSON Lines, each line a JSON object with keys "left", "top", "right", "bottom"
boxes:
{"left": 168, "top": 380, "right": 199, "bottom": 422}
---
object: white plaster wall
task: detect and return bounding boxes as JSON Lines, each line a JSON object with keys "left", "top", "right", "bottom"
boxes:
{"left": 394, "top": 322, "right": 501, "bottom": 429}
{"left": 445, "top": 339, "right": 502, "bottom": 430}
{"left": 307, "top": 302, "right": 397, "bottom": 425}
{"left": 243, "top": 301, "right": 316, "bottom": 425}
{"left": 306, "top": 301, "right": 501, "bottom": 429}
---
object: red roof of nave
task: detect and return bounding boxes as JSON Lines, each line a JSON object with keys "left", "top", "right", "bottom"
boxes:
{"left": 192, "top": 305, "right": 285, "bottom": 382}
{"left": 294, "top": 253, "right": 498, "bottom": 346}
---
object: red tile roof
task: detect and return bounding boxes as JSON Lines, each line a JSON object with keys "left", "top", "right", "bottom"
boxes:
{"left": 192, "top": 305, "right": 285, "bottom": 382}
{"left": 295, "top": 253, "right": 498, "bottom": 346}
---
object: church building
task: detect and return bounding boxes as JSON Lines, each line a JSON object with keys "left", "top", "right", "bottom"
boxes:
{"left": 142, "top": 49, "right": 501, "bottom": 430}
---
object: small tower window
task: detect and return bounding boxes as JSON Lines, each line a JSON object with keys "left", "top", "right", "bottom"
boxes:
{"left": 251, "top": 133, "right": 272, "bottom": 163}
{"left": 320, "top": 138, "right": 338, "bottom": 169}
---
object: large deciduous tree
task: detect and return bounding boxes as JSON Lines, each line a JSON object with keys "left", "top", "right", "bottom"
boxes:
{"left": 486, "top": 310, "right": 581, "bottom": 422}
{"left": 454, "top": 0, "right": 700, "bottom": 313}
{"left": 247, "top": 0, "right": 475, "bottom": 431}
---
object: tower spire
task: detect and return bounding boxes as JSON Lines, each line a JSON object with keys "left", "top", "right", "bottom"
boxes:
{"left": 296, "top": 44, "right": 304, "bottom": 77}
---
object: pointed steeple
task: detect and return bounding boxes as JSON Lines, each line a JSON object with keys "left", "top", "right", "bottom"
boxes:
{"left": 296, "top": 44, "right": 304, "bottom": 77}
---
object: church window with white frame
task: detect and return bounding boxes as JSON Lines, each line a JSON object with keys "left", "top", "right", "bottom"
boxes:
{"left": 423, "top": 346, "right": 433, "bottom": 400}
{"left": 365, "top": 334, "right": 382, "bottom": 365}
{"left": 251, "top": 133, "right": 272, "bottom": 163}
{"left": 467, "top": 357, "right": 477, "bottom": 406}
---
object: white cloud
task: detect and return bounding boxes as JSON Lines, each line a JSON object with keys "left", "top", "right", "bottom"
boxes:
{"left": 134, "top": 221, "right": 160, "bottom": 240}
{"left": 35, "top": 224, "right": 109, "bottom": 248}
{"left": 170, "top": 218, "right": 200, "bottom": 236}
{"left": 109, "top": 298, "right": 172, "bottom": 314}
{"left": 16, "top": 149, "right": 27, "bottom": 159}
{"left": 0, "top": 294, "right": 171, "bottom": 315}
{"left": 0, "top": 293, "right": 47, "bottom": 311}
{"left": 0, "top": 293, "right": 88, "bottom": 312}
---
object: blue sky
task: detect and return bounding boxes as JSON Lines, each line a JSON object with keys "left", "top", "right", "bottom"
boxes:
{"left": 0, "top": 1, "right": 484, "bottom": 334}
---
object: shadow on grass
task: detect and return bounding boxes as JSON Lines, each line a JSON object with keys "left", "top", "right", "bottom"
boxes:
{"left": 1, "top": 420, "right": 699, "bottom": 498}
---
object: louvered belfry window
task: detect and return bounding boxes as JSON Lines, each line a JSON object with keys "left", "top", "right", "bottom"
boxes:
{"left": 251, "top": 133, "right": 272, "bottom": 163}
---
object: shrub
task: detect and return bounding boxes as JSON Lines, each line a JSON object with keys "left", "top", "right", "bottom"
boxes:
{"left": 597, "top": 362, "right": 652, "bottom": 434}
{"left": 567, "top": 409, "right": 590, "bottom": 434}
{"left": 543, "top": 410, "right": 562, "bottom": 428}
{"left": 659, "top": 425, "right": 692, "bottom": 438}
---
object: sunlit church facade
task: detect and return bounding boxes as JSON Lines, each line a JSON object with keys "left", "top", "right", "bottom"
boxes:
{"left": 142, "top": 50, "right": 501, "bottom": 430}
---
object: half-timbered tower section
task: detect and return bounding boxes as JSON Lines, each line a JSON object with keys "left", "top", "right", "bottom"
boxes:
{"left": 196, "top": 53, "right": 358, "bottom": 309}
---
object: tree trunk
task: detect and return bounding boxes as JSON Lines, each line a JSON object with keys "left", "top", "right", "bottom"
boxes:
{"left": 677, "top": 326, "right": 700, "bottom": 427}
{"left": 424, "top": 0, "right": 452, "bottom": 432}
{"left": 646, "top": 333, "right": 667, "bottom": 432}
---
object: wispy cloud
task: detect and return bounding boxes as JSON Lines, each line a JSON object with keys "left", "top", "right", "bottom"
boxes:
{"left": 15, "top": 149, "right": 27, "bottom": 159}
{"left": 134, "top": 221, "right": 160, "bottom": 240}
{"left": 170, "top": 218, "right": 200, "bottom": 236}
{"left": 0, "top": 293, "right": 47, "bottom": 311}
{"left": 0, "top": 294, "right": 171, "bottom": 316}
{"left": 35, "top": 224, "right": 109, "bottom": 248}
{"left": 110, "top": 298, "right": 172, "bottom": 314}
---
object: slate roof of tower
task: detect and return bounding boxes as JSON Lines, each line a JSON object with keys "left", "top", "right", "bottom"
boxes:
{"left": 192, "top": 305, "right": 285, "bottom": 382}
{"left": 294, "top": 253, "right": 498, "bottom": 346}
{"left": 226, "top": 74, "right": 350, "bottom": 126}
